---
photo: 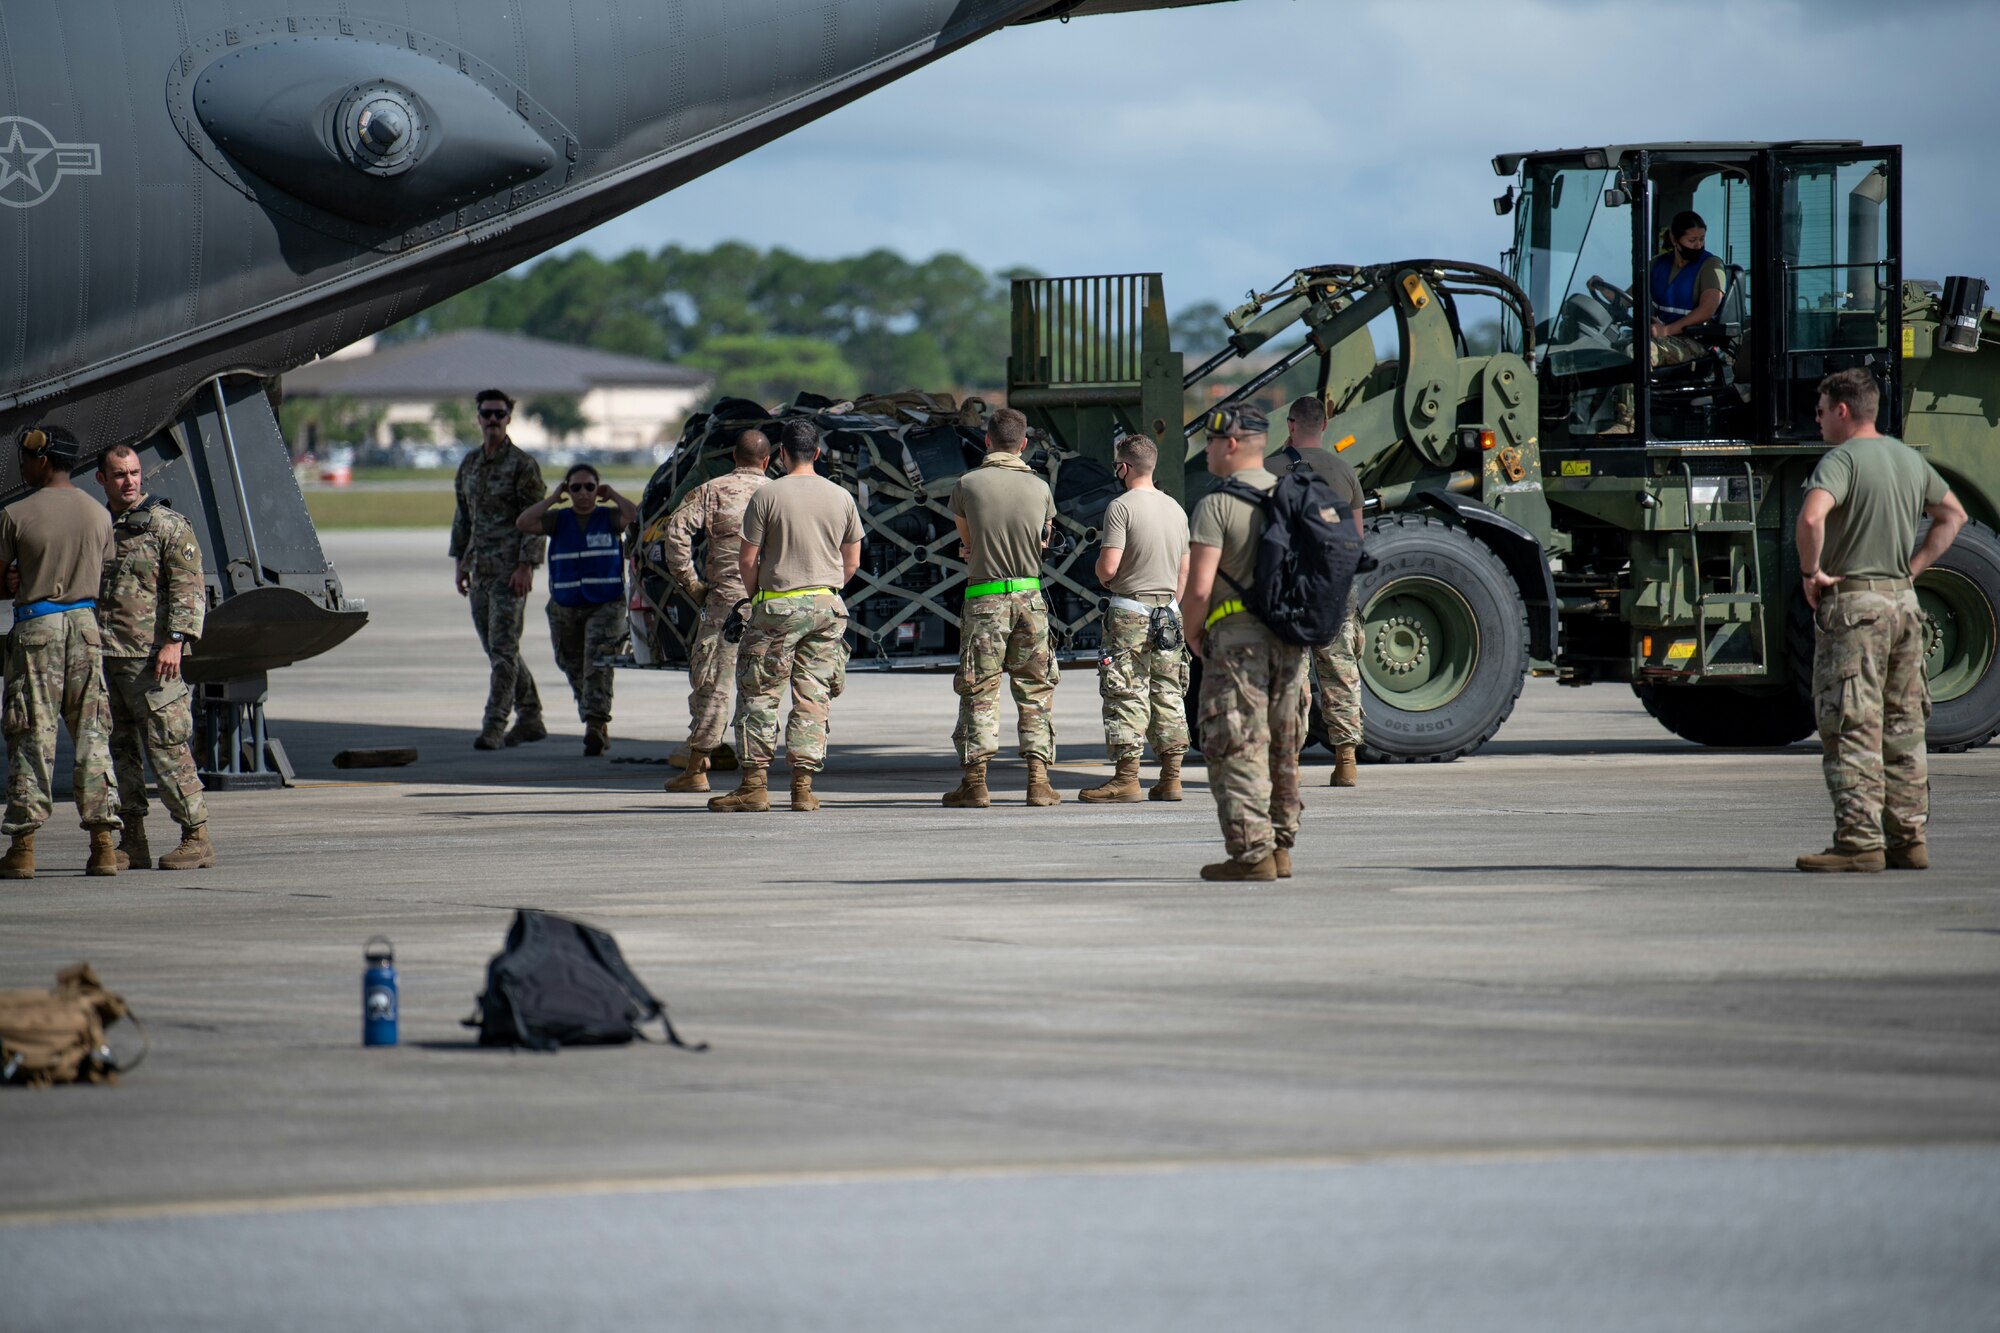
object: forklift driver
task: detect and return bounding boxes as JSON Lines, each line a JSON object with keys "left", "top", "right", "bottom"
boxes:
{"left": 1599, "top": 210, "right": 1728, "bottom": 434}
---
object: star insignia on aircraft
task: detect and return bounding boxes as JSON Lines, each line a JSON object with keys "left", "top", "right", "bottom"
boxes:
{"left": 0, "top": 123, "right": 49, "bottom": 192}
{"left": 0, "top": 116, "right": 101, "bottom": 208}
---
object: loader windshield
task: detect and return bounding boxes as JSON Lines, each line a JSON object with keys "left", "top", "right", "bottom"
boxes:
{"left": 1513, "top": 164, "right": 1632, "bottom": 368}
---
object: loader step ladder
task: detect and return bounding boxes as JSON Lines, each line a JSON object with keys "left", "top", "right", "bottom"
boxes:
{"left": 1681, "top": 460, "right": 1767, "bottom": 677}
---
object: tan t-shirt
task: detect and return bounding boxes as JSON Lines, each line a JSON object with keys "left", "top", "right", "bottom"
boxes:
{"left": 949, "top": 453, "right": 1056, "bottom": 585}
{"left": 1287, "top": 445, "right": 1363, "bottom": 512}
{"left": 0, "top": 487, "right": 115, "bottom": 605}
{"left": 741, "top": 473, "right": 862, "bottom": 594}
{"left": 1101, "top": 488, "right": 1189, "bottom": 603}
{"left": 1189, "top": 466, "right": 1277, "bottom": 630}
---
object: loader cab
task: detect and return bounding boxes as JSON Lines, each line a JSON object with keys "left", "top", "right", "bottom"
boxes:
{"left": 1498, "top": 142, "right": 1901, "bottom": 446}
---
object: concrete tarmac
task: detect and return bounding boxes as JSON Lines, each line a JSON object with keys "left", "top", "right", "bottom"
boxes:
{"left": 2, "top": 529, "right": 1996, "bottom": 1329}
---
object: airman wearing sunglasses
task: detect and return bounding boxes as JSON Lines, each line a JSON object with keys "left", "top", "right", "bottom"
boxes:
{"left": 517, "top": 462, "right": 639, "bottom": 755}
{"left": 1182, "top": 404, "right": 1308, "bottom": 882}
{"left": 449, "top": 389, "right": 549, "bottom": 750}
{"left": 0, "top": 426, "right": 123, "bottom": 878}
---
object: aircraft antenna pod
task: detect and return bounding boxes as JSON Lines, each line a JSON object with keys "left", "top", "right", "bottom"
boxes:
{"left": 341, "top": 86, "right": 425, "bottom": 175}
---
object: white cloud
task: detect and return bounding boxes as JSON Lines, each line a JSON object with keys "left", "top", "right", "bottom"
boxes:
{"left": 559, "top": 0, "right": 2000, "bottom": 310}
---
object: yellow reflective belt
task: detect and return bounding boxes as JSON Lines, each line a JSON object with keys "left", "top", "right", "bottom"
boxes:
{"left": 752, "top": 586, "right": 834, "bottom": 605}
{"left": 1203, "top": 599, "right": 1247, "bottom": 630}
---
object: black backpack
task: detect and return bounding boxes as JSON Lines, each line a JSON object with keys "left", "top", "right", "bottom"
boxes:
{"left": 466, "top": 909, "right": 706, "bottom": 1052}
{"left": 1214, "top": 463, "right": 1372, "bottom": 647}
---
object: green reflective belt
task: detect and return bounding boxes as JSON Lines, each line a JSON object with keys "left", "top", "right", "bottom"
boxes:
{"left": 1204, "top": 599, "right": 1248, "bottom": 630}
{"left": 753, "top": 586, "right": 833, "bottom": 605}
{"left": 965, "top": 577, "right": 1041, "bottom": 599}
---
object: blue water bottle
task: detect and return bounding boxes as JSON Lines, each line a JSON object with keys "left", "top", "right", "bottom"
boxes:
{"left": 363, "top": 936, "right": 398, "bottom": 1047}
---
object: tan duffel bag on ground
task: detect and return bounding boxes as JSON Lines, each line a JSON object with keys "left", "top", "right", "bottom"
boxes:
{"left": 0, "top": 963, "right": 147, "bottom": 1087}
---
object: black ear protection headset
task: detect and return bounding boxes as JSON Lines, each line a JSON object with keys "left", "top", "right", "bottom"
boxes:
{"left": 18, "top": 427, "right": 51, "bottom": 455}
{"left": 1201, "top": 405, "right": 1268, "bottom": 439}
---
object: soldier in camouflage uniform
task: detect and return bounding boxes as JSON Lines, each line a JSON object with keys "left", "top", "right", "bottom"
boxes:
{"left": 1284, "top": 396, "right": 1369, "bottom": 788}
{"left": 657, "top": 427, "right": 770, "bottom": 792}
{"left": 1080, "top": 432, "right": 1190, "bottom": 804}
{"left": 516, "top": 463, "right": 638, "bottom": 755}
{"left": 1795, "top": 368, "right": 1966, "bottom": 872}
{"left": 941, "top": 408, "right": 1062, "bottom": 809}
{"left": 449, "top": 390, "right": 547, "bottom": 751}
{"left": 0, "top": 426, "right": 122, "bottom": 879}
{"left": 706, "top": 420, "right": 861, "bottom": 814}
{"left": 1182, "top": 405, "right": 1307, "bottom": 882}
{"left": 94, "top": 443, "right": 215, "bottom": 870}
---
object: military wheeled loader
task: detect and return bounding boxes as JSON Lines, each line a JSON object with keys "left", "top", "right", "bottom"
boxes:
{"left": 634, "top": 142, "right": 1999, "bottom": 764}
{"left": 1010, "top": 141, "right": 2000, "bottom": 760}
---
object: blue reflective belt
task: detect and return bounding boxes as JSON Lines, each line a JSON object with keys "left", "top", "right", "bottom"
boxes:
{"left": 14, "top": 598, "right": 94, "bottom": 624}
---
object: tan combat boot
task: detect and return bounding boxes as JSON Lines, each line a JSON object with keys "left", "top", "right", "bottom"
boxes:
{"left": 504, "top": 715, "right": 548, "bottom": 746}
{"left": 665, "top": 750, "right": 711, "bottom": 794}
{"left": 473, "top": 723, "right": 507, "bottom": 751}
{"left": 86, "top": 828, "right": 121, "bottom": 877}
{"left": 1147, "top": 752, "right": 1184, "bottom": 802}
{"left": 1795, "top": 845, "right": 1887, "bottom": 873}
{"left": 790, "top": 769, "right": 820, "bottom": 812}
{"left": 0, "top": 832, "right": 33, "bottom": 880}
{"left": 941, "top": 760, "right": 991, "bottom": 809}
{"left": 159, "top": 825, "right": 216, "bottom": 871}
{"left": 1025, "top": 757, "right": 1063, "bottom": 807}
{"left": 116, "top": 818, "right": 152, "bottom": 872}
{"left": 583, "top": 721, "right": 609, "bottom": 756}
{"left": 707, "top": 767, "right": 770, "bottom": 813}
{"left": 1079, "top": 757, "right": 1143, "bottom": 803}
{"left": 1273, "top": 848, "right": 1293, "bottom": 879}
{"left": 1330, "top": 745, "right": 1359, "bottom": 788}
{"left": 1200, "top": 853, "right": 1278, "bottom": 883}
{"left": 1887, "top": 842, "right": 1930, "bottom": 871}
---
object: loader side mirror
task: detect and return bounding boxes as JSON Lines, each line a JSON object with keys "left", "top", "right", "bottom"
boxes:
{"left": 1603, "top": 186, "right": 1631, "bottom": 208}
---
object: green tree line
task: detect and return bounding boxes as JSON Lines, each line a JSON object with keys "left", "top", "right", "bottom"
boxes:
{"left": 383, "top": 243, "right": 1047, "bottom": 405}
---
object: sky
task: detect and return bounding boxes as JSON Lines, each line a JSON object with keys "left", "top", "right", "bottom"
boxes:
{"left": 558, "top": 0, "right": 2000, "bottom": 313}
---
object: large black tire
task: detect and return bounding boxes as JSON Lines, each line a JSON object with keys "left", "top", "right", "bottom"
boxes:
{"left": 1632, "top": 681, "right": 1815, "bottom": 747}
{"left": 1353, "top": 513, "right": 1529, "bottom": 763}
{"left": 1786, "top": 519, "right": 2000, "bottom": 753}
{"left": 1914, "top": 519, "right": 2000, "bottom": 751}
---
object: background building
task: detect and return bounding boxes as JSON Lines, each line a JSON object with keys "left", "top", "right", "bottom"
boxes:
{"left": 281, "top": 329, "right": 712, "bottom": 457}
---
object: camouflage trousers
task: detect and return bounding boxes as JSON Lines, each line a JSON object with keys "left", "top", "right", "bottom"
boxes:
{"left": 1309, "top": 607, "right": 1365, "bottom": 748}
{"left": 469, "top": 579, "right": 542, "bottom": 730}
{"left": 733, "top": 594, "right": 848, "bottom": 773}
{"left": 1613, "top": 334, "right": 1706, "bottom": 427}
{"left": 1097, "top": 605, "right": 1188, "bottom": 762}
{"left": 2, "top": 608, "right": 120, "bottom": 835}
{"left": 546, "top": 599, "right": 627, "bottom": 725}
{"left": 104, "top": 656, "right": 207, "bottom": 830}
{"left": 686, "top": 602, "right": 741, "bottom": 752}
{"left": 953, "top": 591, "right": 1059, "bottom": 765}
{"left": 1811, "top": 587, "right": 1930, "bottom": 851}
{"left": 1197, "top": 621, "right": 1308, "bottom": 864}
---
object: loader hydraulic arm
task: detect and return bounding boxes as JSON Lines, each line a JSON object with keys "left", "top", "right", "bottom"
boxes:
{"left": 1180, "top": 260, "right": 1535, "bottom": 487}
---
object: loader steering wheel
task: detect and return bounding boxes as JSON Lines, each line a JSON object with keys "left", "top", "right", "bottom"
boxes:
{"left": 1586, "top": 275, "right": 1634, "bottom": 323}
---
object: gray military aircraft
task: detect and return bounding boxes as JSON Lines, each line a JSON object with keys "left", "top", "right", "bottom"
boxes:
{"left": 0, "top": 0, "right": 1228, "bottom": 780}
